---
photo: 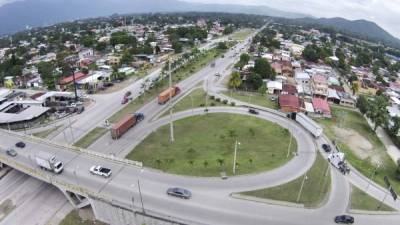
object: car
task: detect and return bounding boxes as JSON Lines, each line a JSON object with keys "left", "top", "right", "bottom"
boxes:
{"left": 6, "top": 148, "right": 17, "bottom": 157}
{"left": 90, "top": 165, "right": 112, "bottom": 178}
{"left": 334, "top": 215, "right": 354, "bottom": 224}
{"left": 15, "top": 141, "right": 25, "bottom": 148}
{"left": 322, "top": 144, "right": 332, "bottom": 153}
{"left": 269, "top": 95, "right": 277, "bottom": 101}
{"left": 248, "top": 109, "right": 259, "bottom": 115}
{"left": 121, "top": 97, "right": 128, "bottom": 104}
{"left": 167, "top": 187, "right": 191, "bottom": 199}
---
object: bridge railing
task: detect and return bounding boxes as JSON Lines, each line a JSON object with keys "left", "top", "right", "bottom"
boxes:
{"left": 0, "top": 129, "right": 143, "bottom": 168}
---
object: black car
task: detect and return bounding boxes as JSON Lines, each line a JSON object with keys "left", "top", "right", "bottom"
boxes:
{"left": 248, "top": 109, "right": 259, "bottom": 115}
{"left": 15, "top": 141, "right": 25, "bottom": 148}
{"left": 322, "top": 144, "right": 331, "bottom": 153}
{"left": 335, "top": 215, "right": 354, "bottom": 224}
{"left": 167, "top": 187, "right": 191, "bottom": 199}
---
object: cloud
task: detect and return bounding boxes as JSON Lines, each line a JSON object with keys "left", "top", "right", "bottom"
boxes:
{"left": 184, "top": 0, "right": 400, "bottom": 38}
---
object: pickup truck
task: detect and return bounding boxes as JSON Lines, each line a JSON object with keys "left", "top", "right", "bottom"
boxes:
{"left": 90, "top": 165, "right": 112, "bottom": 178}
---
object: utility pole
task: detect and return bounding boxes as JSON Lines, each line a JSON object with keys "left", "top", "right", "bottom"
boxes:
{"left": 69, "top": 116, "right": 75, "bottom": 143}
{"left": 168, "top": 59, "right": 174, "bottom": 143}
{"left": 72, "top": 69, "right": 78, "bottom": 102}
{"left": 205, "top": 76, "right": 209, "bottom": 111}
{"left": 233, "top": 139, "right": 240, "bottom": 175}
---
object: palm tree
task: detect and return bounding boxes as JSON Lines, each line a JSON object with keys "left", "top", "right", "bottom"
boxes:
{"left": 217, "top": 158, "right": 225, "bottom": 167}
{"left": 228, "top": 71, "right": 242, "bottom": 91}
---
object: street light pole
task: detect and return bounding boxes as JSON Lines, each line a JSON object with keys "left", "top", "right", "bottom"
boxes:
{"left": 296, "top": 173, "right": 308, "bottom": 202}
{"left": 233, "top": 139, "right": 240, "bottom": 175}
{"left": 168, "top": 59, "right": 174, "bottom": 143}
{"left": 365, "top": 163, "right": 381, "bottom": 192}
{"left": 138, "top": 168, "right": 145, "bottom": 213}
{"left": 286, "top": 127, "right": 293, "bottom": 158}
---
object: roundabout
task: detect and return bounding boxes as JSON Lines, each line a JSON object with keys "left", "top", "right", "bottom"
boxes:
{"left": 127, "top": 112, "right": 298, "bottom": 177}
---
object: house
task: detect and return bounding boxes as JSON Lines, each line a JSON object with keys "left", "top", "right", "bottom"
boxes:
{"left": 279, "top": 94, "right": 300, "bottom": 112}
{"left": 295, "top": 71, "right": 310, "bottom": 84}
{"left": 267, "top": 81, "right": 282, "bottom": 95}
{"left": 58, "top": 72, "right": 88, "bottom": 90}
{"left": 327, "top": 88, "right": 341, "bottom": 104}
{"left": 282, "top": 84, "right": 297, "bottom": 95}
{"left": 271, "top": 62, "right": 282, "bottom": 76}
{"left": 312, "top": 98, "right": 331, "bottom": 117}
{"left": 282, "top": 61, "right": 293, "bottom": 77}
{"left": 339, "top": 96, "right": 356, "bottom": 108}
{"left": 311, "top": 74, "right": 328, "bottom": 98}
{"left": 78, "top": 48, "right": 94, "bottom": 59}
{"left": 26, "top": 76, "right": 43, "bottom": 88}
{"left": 107, "top": 56, "right": 121, "bottom": 66}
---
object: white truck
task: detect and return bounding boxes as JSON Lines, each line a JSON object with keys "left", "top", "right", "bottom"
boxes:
{"left": 295, "top": 113, "right": 323, "bottom": 138}
{"left": 328, "top": 152, "right": 350, "bottom": 174}
{"left": 35, "top": 152, "right": 64, "bottom": 174}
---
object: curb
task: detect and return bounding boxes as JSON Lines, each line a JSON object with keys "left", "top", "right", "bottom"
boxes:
{"left": 231, "top": 193, "right": 304, "bottom": 208}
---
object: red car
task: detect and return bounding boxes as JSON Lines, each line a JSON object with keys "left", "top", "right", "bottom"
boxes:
{"left": 121, "top": 97, "right": 128, "bottom": 104}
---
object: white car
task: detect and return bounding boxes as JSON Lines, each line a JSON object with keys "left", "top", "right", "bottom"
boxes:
{"left": 90, "top": 165, "right": 112, "bottom": 178}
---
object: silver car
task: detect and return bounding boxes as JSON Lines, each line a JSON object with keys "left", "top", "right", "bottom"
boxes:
{"left": 167, "top": 187, "right": 191, "bottom": 199}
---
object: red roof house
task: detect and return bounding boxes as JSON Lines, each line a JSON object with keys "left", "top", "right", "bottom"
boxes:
{"left": 59, "top": 72, "right": 88, "bottom": 85}
{"left": 279, "top": 94, "right": 300, "bottom": 112}
{"left": 312, "top": 98, "right": 331, "bottom": 117}
{"left": 282, "top": 84, "right": 298, "bottom": 95}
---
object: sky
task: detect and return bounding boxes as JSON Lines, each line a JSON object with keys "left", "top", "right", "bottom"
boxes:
{"left": 184, "top": 0, "right": 400, "bottom": 38}
{"left": 0, "top": 0, "right": 399, "bottom": 38}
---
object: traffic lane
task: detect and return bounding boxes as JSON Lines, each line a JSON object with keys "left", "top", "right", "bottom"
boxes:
{"left": 101, "top": 176, "right": 339, "bottom": 225}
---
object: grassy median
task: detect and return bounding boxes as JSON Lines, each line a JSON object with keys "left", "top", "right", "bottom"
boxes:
{"left": 32, "top": 126, "right": 61, "bottom": 139}
{"left": 73, "top": 127, "right": 108, "bottom": 149}
{"left": 241, "top": 152, "right": 330, "bottom": 208}
{"left": 350, "top": 185, "right": 395, "bottom": 211}
{"left": 59, "top": 210, "right": 106, "bottom": 225}
{"left": 224, "top": 91, "right": 279, "bottom": 109}
{"left": 127, "top": 113, "right": 296, "bottom": 177}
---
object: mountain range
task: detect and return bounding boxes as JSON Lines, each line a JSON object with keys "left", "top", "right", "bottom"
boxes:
{"left": 0, "top": 0, "right": 399, "bottom": 48}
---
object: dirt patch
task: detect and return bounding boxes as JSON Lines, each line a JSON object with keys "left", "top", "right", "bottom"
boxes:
{"left": 333, "top": 126, "right": 382, "bottom": 165}
{"left": 0, "top": 199, "right": 16, "bottom": 222}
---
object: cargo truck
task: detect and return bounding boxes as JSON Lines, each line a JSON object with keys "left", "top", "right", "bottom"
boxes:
{"left": 35, "top": 151, "right": 64, "bottom": 174}
{"left": 110, "top": 113, "right": 144, "bottom": 139}
{"left": 158, "top": 86, "right": 181, "bottom": 104}
{"left": 328, "top": 152, "right": 350, "bottom": 175}
{"left": 293, "top": 113, "right": 323, "bottom": 138}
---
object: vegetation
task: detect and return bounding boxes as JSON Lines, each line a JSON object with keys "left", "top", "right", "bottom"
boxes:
{"left": 59, "top": 210, "right": 107, "bottom": 225}
{"left": 164, "top": 88, "right": 225, "bottom": 116}
{"left": 241, "top": 152, "right": 330, "bottom": 208}
{"left": 127, "top": 113, "right": 297, "bottom": 177}
{"left": 32, "top": 126, "right": 61, "bottom": 139}
{"left": 73, "top": 127, "right": 108, "bottom": 149}
{"left": 350, "top": 186, "right": 394, "bottom": 211}
{"left": 109, "top": 47, "right": 226, "bottom": 123}
{"left": 224, "top": 91, "right": 278, "bottom": 109}
{"left": 317, "top": 106, "right": 400, "bottom": 192}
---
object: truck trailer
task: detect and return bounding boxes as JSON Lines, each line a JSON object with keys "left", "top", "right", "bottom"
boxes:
{"left": 294, "top": 113, "right": 323, "bottom": 138}
{"left": 35, "top": 151, "right": 64, "bottom": 174}
{"left": 110, "top": 113, "right": 144, "bottom": 139}
{"left": 158, "top": 86, "right": 181, "bottom": 104}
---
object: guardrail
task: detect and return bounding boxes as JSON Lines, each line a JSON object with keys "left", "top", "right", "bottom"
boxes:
{"left": 0, "top": 129, "right": 143, "bottom": 168}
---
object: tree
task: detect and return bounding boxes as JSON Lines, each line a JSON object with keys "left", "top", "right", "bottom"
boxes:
{"left": 228, "top": 71, "right": 242, "bottom": 90}
{"left": 258, "top": 84, "right": 267, "bottom": 96}
{"left": 356, "top": 95, "right": 369, "bottom": 115}
{"left": 217, "top": 42, "right": 228, "bottom": 50}
{"left": 390, "top": 116, "right": 400, "bottom": 137}
{"left": 95, "top": 42, "right": 107, "bottom": 52}
{"left": 302, "top": 44, "right": 320, "bottom": 62}
{"left": 246, "top": 73, "right": 263, "bottom": 90}
{"left": 253, "top": 58, "right": 274, "bottom": 79}
{"left": 366, "top": 95, "right": 389, "bottom": 131}
{"left": 351, "top": 82, "right": 359, "bottom": 95}
{"left": 217, "top": 158, "right": 225, "bottom": 167}
{"left": 203, "top": 160, "right": 209, "bottom": 168}
{"left": 37, "top": 61, "right": 56, "bottom": 90}
{"left": 121, "top": 51, "right": 133, "bottom": 65}
{"left": 155, "top": 159, "right": 162, "bottom": 168}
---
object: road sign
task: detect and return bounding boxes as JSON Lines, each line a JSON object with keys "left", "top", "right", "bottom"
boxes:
{"left": 389, "top": 187, "right": 397, "bottom": 201}
{"left": 384, "top": 176, "right": 391, "bottom": 188}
